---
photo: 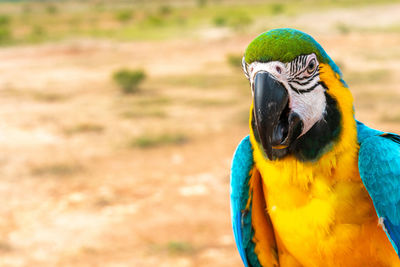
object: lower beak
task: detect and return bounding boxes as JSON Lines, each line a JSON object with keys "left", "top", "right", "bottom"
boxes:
{"left": 253, "top": 72, "right": 303, "bottom": 160}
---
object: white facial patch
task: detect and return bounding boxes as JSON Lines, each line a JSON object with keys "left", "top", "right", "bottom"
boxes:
{"left": 289, "top": 82, "right": 326, "bottom": 136}
{"left": 246, "top": 61, "right": 288, "bottom": 96}
{"left": 244, "top": 54, "right": 327, "bottom": 137}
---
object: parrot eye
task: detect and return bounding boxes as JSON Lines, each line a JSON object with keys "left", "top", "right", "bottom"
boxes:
{"left": 276, "top": 66, "right": 282, "bottom": 74}
{"left": 307, "top": 59, "right": 316, "bottom": 73}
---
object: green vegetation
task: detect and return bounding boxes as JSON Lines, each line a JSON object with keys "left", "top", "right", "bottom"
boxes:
{"left": 32, "top": 163, "right": 83, "bottom": 177}
{"left": 112, "top": 69, "right": 146, "bottom": 94}
{"left": 114, "top": 9, "right": 133, "bottom": 23}
{"left": 31, "top": 91, "right": 66, "bottom": 102}
{"left": 64, "top": 123, "right": 104, "bottom": 135}
{"left": 228, "top": 12, "right": 252, "bottom": 30}
{"left": 336, "top": 23, "right": 351, "bottom": 34}
{"left": 0, "top": 15, "right": 11, "bottom": 44}
{"left": 135, "top": 96, "right": 171, "bottom": 106}
{"left": 158, "top": 5, "right": 172, "bottom": 16}
{"left": 45, "top": 4, "right": 58, "bottom": 15}
{"left": 166, "top": 241, "right": 195, "bottom": 255}
{"left": 130, "top": 133, "right": 188, "bottom": 148}
{"left": 226, "top": 53, "right": 243, "bottom": 68}
{"left": 148, "top": 240, "right": 196, "bottom": 256}
{"left": 196, "top": 0, "right": 207, "bottom": 8}
{"left": 121, "top": 109, "right": 167, "bottom": 119}
{"left": 0, "top": 15, "right": 10, "bottom": 26}
{"left": 29, "top": 25, "right": 46, "bottom": 41}
{"left": 0, "top": 0, "right": 397, "bottom": 46}
{"left": 212, "top": 12, "right": 252, "bottom": 30}
{"left": 213, "top": 15, "right": 227, "bottom": 27}
{"left": 270, "top": 3, "right": 285, "bottom": 15}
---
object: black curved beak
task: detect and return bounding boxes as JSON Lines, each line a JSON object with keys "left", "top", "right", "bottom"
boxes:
{"left": 253, "top": 72, "right": 303, "bottom": 160}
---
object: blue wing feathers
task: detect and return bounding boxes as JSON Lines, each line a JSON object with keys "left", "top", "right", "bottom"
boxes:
{"left": 357, "top": 121, "right": 400, "bottom": 255}
{"left": 230, "top": 136, "right": 253, "bottom": 267}
{"left": 382, "top": 133, "right": 400, "bottom": 144}
{"left": 230, "top": 136, "right": 264, "bottom": 267}
{"left": 356, "top": 120, "right": 383, "bottom": 142}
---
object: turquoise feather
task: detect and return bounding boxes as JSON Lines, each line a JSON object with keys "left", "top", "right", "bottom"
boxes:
{"left": 230, "top": 136, "right": 262, "bottom": 267}
{"left": 231, "top": 122, "right": 400, "bottom": 266}
{"left": 357, "top": 121, "right": 400, "bottom": 254}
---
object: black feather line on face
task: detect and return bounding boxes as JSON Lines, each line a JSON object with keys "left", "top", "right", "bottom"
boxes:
{"left": 288, "top": 72, "right": 319, "bottom": 85}
{"left": 302, "top": 56, "right": 307, "bottom": 67}
{"left": 290, "top": 81, "right": 326, "bottom": 94}
{"left": 319, "top": 81, "right": 329, "bottom": 90}
{"left": 290, "top": 60, "right": 294, "bottom": 74}
{"left": 290, "top": 55, "right": 312, "bottom": 77}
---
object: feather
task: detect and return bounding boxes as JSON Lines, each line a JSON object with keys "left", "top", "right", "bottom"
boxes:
{"left": 357, "top": 121, "right": 400, "bottom": 255}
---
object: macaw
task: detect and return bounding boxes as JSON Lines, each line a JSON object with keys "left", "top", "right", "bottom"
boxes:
{"left": 230, "top": 28, "right": 400, "bottom": 267}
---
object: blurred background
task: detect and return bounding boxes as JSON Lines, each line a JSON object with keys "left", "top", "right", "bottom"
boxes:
{"left": 0, "top": 0, "right": 399, "bottom": 266}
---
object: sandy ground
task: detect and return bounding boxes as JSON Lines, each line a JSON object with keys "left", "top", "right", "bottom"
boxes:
{"left": 0, "top": 3, "right": 400, "bottom": 267}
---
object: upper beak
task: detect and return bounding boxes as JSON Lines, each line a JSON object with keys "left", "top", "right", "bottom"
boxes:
{"left": 253, "top": 72, "right": 303, "bottom": 160}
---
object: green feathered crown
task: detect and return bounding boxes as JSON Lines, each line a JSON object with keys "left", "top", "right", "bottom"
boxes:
{"left": 244, "top": 28, "right": 342, "bottom": 77}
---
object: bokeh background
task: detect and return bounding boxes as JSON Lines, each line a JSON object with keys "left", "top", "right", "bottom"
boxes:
{"left": 0, "top": 0, "right": 399, "bottom": 266}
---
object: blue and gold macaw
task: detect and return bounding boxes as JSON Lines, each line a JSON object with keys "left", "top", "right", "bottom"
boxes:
{"left": 230, "top": 28, "right": 400, "bottom": 266}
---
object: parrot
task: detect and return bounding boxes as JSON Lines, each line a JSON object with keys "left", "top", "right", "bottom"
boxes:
{"left": 230, "top": 28, "right": 400, "bottom": 267}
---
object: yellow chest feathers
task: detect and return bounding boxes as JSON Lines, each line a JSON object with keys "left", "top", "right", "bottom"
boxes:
{"left": 252, "top": 152, "right": 400, "bottom": 267}
{"left": 256, "top": 150, "right": 375, "bottom": 231}
{"left": 258, "top": 155, "right": 376, "bottom": 239}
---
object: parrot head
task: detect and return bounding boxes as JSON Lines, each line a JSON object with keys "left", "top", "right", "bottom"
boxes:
{"left": 244, "top": 28, "right": 352, "bottom": 161}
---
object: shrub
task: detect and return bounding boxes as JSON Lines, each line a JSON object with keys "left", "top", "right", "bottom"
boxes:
{"left": 112, "top": 69, "right": 146, "bottom": 94}
{"left": 0, "top": 15, "right": 10, "bottom": 26}
{"left": 0, "top": 15, "right": 11, "bottom": 44}
{"left": 158, "top": 5, "right": 172, "bottom": 16}
{"left": 213, "top": 16, "right": 227, "bottom": 27}
{"left": 213, "top": 13, "right": 252, "bottom": 30}
{"left": 0, "top": 27, "right": 11, "bottom": 44}
{"left": 145, "top": 15, "right": 164, "bottom": 26}
{"left": 30, "top": 25, "right": 45, "bottom": 40}
{"left": 229, "top": 13, "right": 252, "bottom": 30}
{"left": 336, "top": 23, "right": 350, "bottom": 35}
{"left": 131, "top": 133, "right": 187, "bottom": 148}
{"left": 115, "top": 10, "right": 133, "bottom": 23}
{"left": 64, "top": 123, "right": 104, "bottom": 135}
{"left": 166, "top": 241, "right": 194, "bottom": 254}
{"left": 196, "top": 0, "right": 207, "bottom": 8}
{"left": 31, "top": 163, "right": 82, "bottom": 177}
{"left": 46, "top": 4, "right": 58, "bottom": 15}
{"left": 226, "top": 53, "right": 243, "bottom": 68}
{"left": 270, "top": 4, "right": 285, "bottom": 15}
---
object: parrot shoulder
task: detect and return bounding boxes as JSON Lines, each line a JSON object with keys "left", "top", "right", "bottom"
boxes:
{"left": 357, "top": 121, "right": 400, "bottom": 254}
